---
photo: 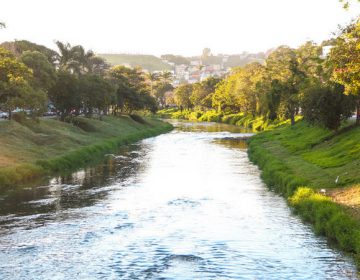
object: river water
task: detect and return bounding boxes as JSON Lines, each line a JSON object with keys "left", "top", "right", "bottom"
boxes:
{"left": 0, "top": 121, "right": 357, "bottom": 279}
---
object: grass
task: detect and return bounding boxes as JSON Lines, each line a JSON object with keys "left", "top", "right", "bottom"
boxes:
{"left": 0, "top": 116, "right": 172, "bottom": 188}
{"left": 248, "top": 120, "right": 360, "bottom": 267}
{"left": 156, "top": 108, "right": 300, "bottom": 132}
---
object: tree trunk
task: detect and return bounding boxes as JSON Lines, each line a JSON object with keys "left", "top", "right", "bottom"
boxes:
{"left": 8, "top": 110, "right": 11, "bottom": 121}
{"left": 357, "top": 99, "right": 360, "bottom": 125}
{"left": 290, "top": 112, "right": 295, "bottom": 126}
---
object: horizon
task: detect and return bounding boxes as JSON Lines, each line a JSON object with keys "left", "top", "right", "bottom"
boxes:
{"left": 2, "top": 0, "right": 360, "bottom": 56}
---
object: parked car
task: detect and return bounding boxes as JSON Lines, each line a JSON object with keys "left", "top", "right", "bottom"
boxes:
{"left": 43, "top": 111, "right": 57, "bottom": 117}
{"left": 0, "top": 111, "right": 9, "bottom": 119}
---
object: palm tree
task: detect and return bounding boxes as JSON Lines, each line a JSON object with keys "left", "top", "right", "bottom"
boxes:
{"left": 159, "top": 71, "right": 173, "bottom": 84}
{"left": 55, "top": 41, "right": 75, "bottom": 72}
{"left": 55, "top": 41, "right": 95, "bottom": 75}
{"left": 71, "top": 45, "right": 95, "bottom": 73}
{"left": 146, "top": 72, "right": 159, "bottom": 96}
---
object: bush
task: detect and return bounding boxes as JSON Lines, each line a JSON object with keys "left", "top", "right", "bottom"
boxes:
{"left": 301, "top": 85, "right": 355, "bottom": 130}
{"left": 12, "top": 112, "right": 28, "bottom": 124}
{"left": 65, "top": 117, "right": 97, "bottom": 132}
{"left": 130, "top": 114, "right": 148, "bottom": 125}
{"left": 198, "top": 110, "right": 222, "bottom": 122}
{"left": 289, "top": 187, "right": 360, "bottom": 254}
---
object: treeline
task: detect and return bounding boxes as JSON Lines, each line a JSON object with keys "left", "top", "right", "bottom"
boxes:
{"left": 0, "top": 40, "right": 173, "bottom": 121}
{"left": 172, "top": 19, "right": 360, "bottom": 130}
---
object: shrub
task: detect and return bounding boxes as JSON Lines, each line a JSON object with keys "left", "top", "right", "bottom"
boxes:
{"left": 130, "top": 114, "right": 148, "bottom": 125}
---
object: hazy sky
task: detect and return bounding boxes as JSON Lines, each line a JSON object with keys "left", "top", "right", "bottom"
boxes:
{"left": 1, "top": 0, "right": 360, "bottom": 56}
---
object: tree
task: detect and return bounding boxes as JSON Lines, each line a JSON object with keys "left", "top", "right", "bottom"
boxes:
{"left": 87, "top": 56, "right": 109, "bottom": 75}
{"left": 233, "top": 63, "right": 264, "bottom": 116}
{"left": 48, "top": 71, "right": 81, "bottom": 120}
{"left": 55, "top": 41, "right": 77, "bottom": 73}
{"left": 260, "top": 79, "right": 283, "bottom": 120}
{"left": 20, "top": 51, "right": 57, "bottom": 91}
{"left": 265, "top": 46, "right": 305, "bottom": 125}
{"left": 0, "top": 48, "right": 46, "bottom": 119}
{"left": 212, "top": 77, "right": 239, "bottom": 113}
{"left": 329, "top": 20, "right": 360, "bottom": 123}
{"left": 79, "top": 75, "right": 115, "bottom": 117}
{"left": 109, "top": 65, "right": 155, "bottom": 114}
{"left": 0, "top": 22, "right": 5, "bottom": 29}
{"left": 174, "top": 84, "right": 193, "bottom": 110}
{"left": 159, "top": 71, "right": 173, "bottom": 84}
{"left": 161, "top": 54, "right": 190, "bottom": 65}
{"left": 145, "top": 72, "right": 159, "bottom": 96}
{"left": 339, "top": 0, "right": 360, "bottom": 9}
{"left": 154, "top": 82, "right": 173, "bottom": 108}
{"left": 1, "top": 40, "right": 58, "bottom": 64}
{"left": 190, "top": 77, "right": 221, "bottom": 109}
{"left": 296, "top": 41, "right": 324, "bottom": 84}
{"left": 302, "top": 84, "right": 354, "bottom": 130}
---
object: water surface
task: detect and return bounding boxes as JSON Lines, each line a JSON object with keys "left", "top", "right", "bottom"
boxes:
{"left": 0, "top": 121, "right": 357, "bottom": 279}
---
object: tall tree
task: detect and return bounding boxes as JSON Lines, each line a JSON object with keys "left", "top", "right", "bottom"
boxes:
{"left": 48, "top": 71, "right": 81, "bottom": 120}
{"left": 154, "top": 82, "right": 173, "bottom": 108}
{"left": 190, "top": 77, "right": 221, "bottom": 109}
{"left": 55, "top": 41, "right": 96, "bottom": 75}
{"left": 0, "top": 48, "right": 46, "bottom": 119}
{"left": 79, "top": 74, "right": 115, "bottom": 117}
{"left": 174, "top": 84, "right": 193, "bottom": 111}
{"left": 109, "top": 65, "right": 155, "bottom": 114}
{"left": 159, "top": 71, "right": 173, "bottom": 84}
{"left": 301, "top": 83, "right": 354, "bottom": 130}
{"left": 20, "top": 51, "right": 57, "bottom": 91}
{"left": 145, "top": 72, "right": 159, "bottom": 96}
{"left": 265, "top": 46, "right": 305, "bottom": 125}
{"left": 329, "top": 20, "right": 360, "bottom": 123}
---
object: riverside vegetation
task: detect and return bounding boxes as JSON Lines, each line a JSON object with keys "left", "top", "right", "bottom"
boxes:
{"left": 157, "top": 17, "right": 360, "bottom": 267}
{"left": 248, "top": 121, "right": 360, "bottom": 266}
{"left": 1, "top": 2, "right": 360, "bottom": 269}
{"left": 0, "top": 39, "right": 173, "bottom": 188}
{"left": 0, "top": 115, "right": 172, "bottom": 189}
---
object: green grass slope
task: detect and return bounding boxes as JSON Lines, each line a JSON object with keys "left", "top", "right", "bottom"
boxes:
{"left": 98, "top": 54, "right": 172, "bottom": 72}
{"left": 248, "top": 121, "right": 360, "bottom": 266}
{"left": 0, "top": 116, "right": 172, "bottom": 188}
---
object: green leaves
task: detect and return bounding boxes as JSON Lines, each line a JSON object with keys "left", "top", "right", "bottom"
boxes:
{"left": 329, "top": 20, "right": 360, "bottom": 96}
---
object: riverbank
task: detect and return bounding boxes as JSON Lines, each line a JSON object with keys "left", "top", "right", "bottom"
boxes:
{"left": 248, "top": 121, "right": 360, "bottom": 266}
{"left": 156, "top": 108, "right": 299, "bottom": 132}
{"left": 0, "top": 116, "right": 172, "bottom": 189}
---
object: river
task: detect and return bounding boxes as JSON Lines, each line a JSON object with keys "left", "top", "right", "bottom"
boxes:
{"left": 0, "top": 121, "right": 357, "bottom": 279}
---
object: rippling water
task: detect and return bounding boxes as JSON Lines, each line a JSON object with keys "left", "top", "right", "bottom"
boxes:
{"left": 0, "top": 121, "right": 358, "bottom": 279}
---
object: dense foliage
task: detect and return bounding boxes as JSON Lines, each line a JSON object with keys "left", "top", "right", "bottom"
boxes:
{"left": 1, "top": 16, "right": 359, "bottom": 130}
{"left": 0, "top": 41, "right": 160, "bottom": 121}
{"left": 170, "top": 19, "right": 360, "bottom": 130}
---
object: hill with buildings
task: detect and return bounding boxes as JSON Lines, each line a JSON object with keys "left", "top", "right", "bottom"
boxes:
{"left": 99, "top": 51, "right": 267, "bottom": 85}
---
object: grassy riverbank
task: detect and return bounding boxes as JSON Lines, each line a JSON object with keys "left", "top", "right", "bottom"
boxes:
{"left": 248, "top": 121, "right": 360, "bottom": 265}
{"left": 156, "top": 108, "right": 298, "bottom": 131}
{"left": 0, "top": 116, "right": 172, "bottom": 189}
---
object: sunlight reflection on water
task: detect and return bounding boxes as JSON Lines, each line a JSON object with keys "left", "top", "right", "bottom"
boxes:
{"left": 0, "top": 120, "right": 358, "bottom": 279}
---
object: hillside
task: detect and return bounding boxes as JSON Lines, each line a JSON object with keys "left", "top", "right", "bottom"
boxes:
{"left": 98, "top": 54, "right": 173, "bottom": 71}
{"left": 98, "top": 52, "right": 266, "bottom": 72}
{"left": 248, "top": 121, "right": 360, "bottom": 264}
{"left": 0, "top": 116, "right": 172, "bottom": 187}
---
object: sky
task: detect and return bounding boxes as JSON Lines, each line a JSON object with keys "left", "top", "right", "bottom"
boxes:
{"left": 1, "top": 0, "right": 360, "bottom": 57}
